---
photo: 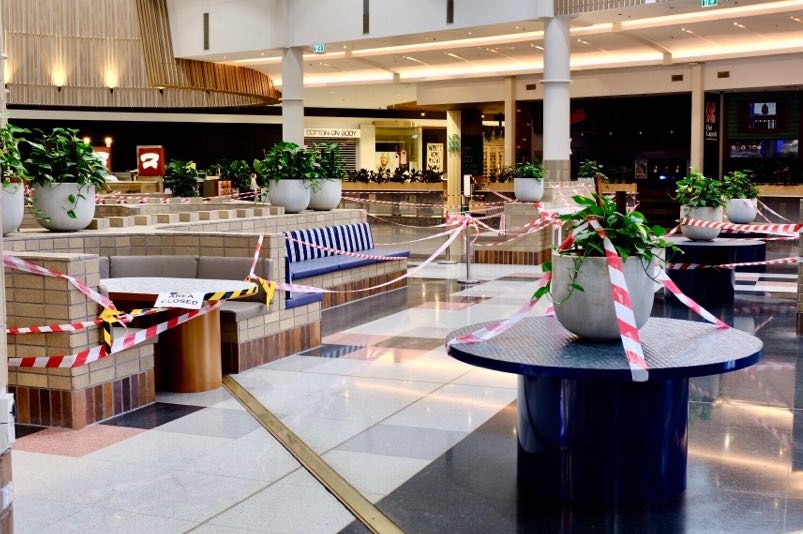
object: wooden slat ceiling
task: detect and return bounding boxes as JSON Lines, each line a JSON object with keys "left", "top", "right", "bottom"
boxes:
{"left": 2, "top": 0, "right": 281, "bottom": 108}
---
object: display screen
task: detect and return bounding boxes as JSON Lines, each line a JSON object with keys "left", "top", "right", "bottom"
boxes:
{"left": 751, "top": 102, "right": 776, "bottom": 116}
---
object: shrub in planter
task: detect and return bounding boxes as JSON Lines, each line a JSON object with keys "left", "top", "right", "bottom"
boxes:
{"left": 164, "top": 160, "right": 200, "bottom": 197}
{"left": 722, "top": 169, "right": 759, "bottom": 224}
{"left": 538, "top": 194, "right": 671, "bottom": 339}
{"left": 23, "top": 127, "right": 107, "bottom": 231}
{"left": 514, "top": 160, "right": 545, "bottom": 202}
{"left": 675, "top": 169, "right": 726, "bottom": 240}
{"left": 253, "top": 141, "right": 321, "bottom": 213}
{"left": 0, "top": 123, "right": 29, "bottom": 235}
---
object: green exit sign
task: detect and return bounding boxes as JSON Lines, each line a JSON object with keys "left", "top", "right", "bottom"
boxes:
{"left": 312, "top": 43, "right": 326, "bottom": 54}
{"left": 701, "top": 0, "right": 718, "bottom": 6}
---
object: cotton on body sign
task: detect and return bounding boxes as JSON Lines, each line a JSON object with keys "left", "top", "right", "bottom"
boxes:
{"left": 155, "top": 291, "right": 205, "bottom": 309}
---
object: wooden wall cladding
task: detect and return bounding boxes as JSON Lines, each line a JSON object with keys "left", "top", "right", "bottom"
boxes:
{"left": 2, "top": 0, "right": 280, "bottom": 108}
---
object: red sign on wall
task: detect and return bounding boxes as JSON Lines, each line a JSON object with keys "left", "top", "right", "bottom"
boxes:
{"left": 137, "top": 146, "right": 165, "bottom": 176}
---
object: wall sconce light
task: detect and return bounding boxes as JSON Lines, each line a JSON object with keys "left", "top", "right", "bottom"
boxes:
{"left": 104, "top": 137, "right": 113, "bottom": 147}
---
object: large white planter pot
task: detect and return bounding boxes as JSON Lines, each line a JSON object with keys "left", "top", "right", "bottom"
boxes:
{"left": 725, "top": 198, "right": 758, "bottom": 224}
{"left": 1, "top": 181, "right": 25, "bottom": 235}
{"left": 32, "top": 183, "right": 96, "bottom": 231}
{"left": 309, "top": 179, "right": 342, "bottom": 211}
{"left": 552, "top": 253, "right": 657, "bottom": 340}
{"left": 514, "top": 178, "right": 544, "bottom": 202}
{"left": 268, "top": 180, "right": 310, "bottom": 213}
{"left": 680, "top": 205, "right": 722, "bottom": 241}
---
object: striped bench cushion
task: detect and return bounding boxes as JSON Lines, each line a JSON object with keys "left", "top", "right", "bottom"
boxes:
{"left": 285, "top": 222, "right": 374, "bottom": 262}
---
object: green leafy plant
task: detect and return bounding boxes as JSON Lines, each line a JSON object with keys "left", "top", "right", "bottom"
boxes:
{"left": 515, "top": 160, "right": 545, "bottom": 181}
{"left": 312, "top": 143, "right": 346, "bottom": 180}
{"left": 23, "top": 127, "right": 107, "bottom": 189}
{"left": 0, "top": 123, "right": 29, "bottom": 184}
{"left": 223, "top": 159, "right": 253, "bottom": 191}
{"left": 675, "top": 169, "right": 725, "bottom": 208}
{"left": 535, "top": 193, "right": 671, "bottom": 299}
{"left": 722, "top": 169, "right": 759, "bottom": 199}
{"left": 253, "top": 141, "right": 321, "bottom": 187}
{"left": 164, "top": 159, "right": 199, "bottom": 197}
{"left": 577, "top": 159, "right": 608, "bottom": 182}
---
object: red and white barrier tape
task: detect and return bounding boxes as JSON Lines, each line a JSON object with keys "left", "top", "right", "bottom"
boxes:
{"left": 666, "top": 255, "right": 801, "bottom": 271}
{"left": 3, "top": 253, "right": 117, "bottom": 311}
{"left": 8, "top": 302, "right": 219, "bottom": 368}
{"left": 588, "top": 219, "right": 649, "bottom": 382}
{"left": 679, "top": 218, "right": 802, "bottom": 235}
{"left": 447, "top": 275, "right": 550, "bottom": 346}
{"left": 342, "top": 196, "right": 445, "bottom": 209}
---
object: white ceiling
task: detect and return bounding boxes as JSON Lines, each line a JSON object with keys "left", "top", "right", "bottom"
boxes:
{"left": 219, "top": 0, "right": 803, "bottom": 110}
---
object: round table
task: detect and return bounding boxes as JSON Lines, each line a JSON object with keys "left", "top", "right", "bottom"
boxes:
{"left": 101, "top": 277, "right": 256, "bottom": 392}
{"left": 446, "top": 316, "right": 762, "bottom": 506}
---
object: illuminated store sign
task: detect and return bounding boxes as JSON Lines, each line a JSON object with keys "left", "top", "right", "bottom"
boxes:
{"left": 304, "top": 128, "right": 361, "bottom": 138}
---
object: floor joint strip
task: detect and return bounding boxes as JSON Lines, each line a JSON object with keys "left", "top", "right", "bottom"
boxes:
{"left": 223, "top": 374, "right": 405, "bottom": 534}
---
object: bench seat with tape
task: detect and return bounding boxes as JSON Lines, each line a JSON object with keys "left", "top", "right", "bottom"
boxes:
{"left": 284, "top": 222, "right": 410, "bottom": 309}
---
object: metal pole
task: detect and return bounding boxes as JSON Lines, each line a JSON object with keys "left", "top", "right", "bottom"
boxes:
{"left": 458, "top": 220, "right": 479, "bottom": 285}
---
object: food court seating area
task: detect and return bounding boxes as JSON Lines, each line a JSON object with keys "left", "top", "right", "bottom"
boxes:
{"left": 3, "top": 208, "right": 409, "bottom": 429}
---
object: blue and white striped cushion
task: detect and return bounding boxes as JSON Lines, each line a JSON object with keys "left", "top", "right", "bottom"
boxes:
{"left": 285, "top": 222, "right": 375, "bottom": 262}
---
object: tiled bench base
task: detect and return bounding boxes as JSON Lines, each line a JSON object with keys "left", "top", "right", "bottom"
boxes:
{"left": 322, "top": 270, "right": 408, "bottom": 308}
{"left": 222, "top": 322, "right": 321, "bottom": 374}
{"left": 474, "top": 249, "right": 550, "bottom": 265}
{"left": 10, "top": 369, "right": 155, "bottom": 429}
{"left": 0, "top": 450, "right": 11, "bottom": 533}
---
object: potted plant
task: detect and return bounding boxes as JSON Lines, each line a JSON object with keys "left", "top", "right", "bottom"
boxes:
{"left": 23, "top": 127, "right": 107, "bottom": 231}
{"left": 577, "top": 159, "right": 607, "bottom": 185}
{"left": 0, "top": 123, "right": 29, "bottom": 235}
{"left": 223, "top": 159, "right": 253, "bottom": 194}
{"left": 253, "top": 141, "right": 320, "bottom": 213}
{"left": 164, "top": 160, "right": 199, "bottom": 197}
{"left": 309, "top": 142, "right": 344, "bottom": 210}
{"left": 722, "top": 169, "right": 759, "bottom": 224}
{"left": 675, "top": 169, "right": 726, "bottom": 241}
{"left": 538, "top": 193, "right": 670, "bottom": 340}
{"left": 514, "top": 160, "right": 545, "bottom": 202}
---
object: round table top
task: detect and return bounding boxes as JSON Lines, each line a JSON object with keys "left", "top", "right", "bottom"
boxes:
{"left": 100, "top": 277, "right": 256, "bottom": 300}
{"left": 446, "top": 316, "right": 762, "bottom": 381}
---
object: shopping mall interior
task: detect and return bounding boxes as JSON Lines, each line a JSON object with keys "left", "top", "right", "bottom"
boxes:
{"left": 1, "top": 0, "right": 803, "bottom": 533}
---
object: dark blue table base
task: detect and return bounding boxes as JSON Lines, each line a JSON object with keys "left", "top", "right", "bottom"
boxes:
{"left": 517, "top": 375, "right": 689, "bottom": 506}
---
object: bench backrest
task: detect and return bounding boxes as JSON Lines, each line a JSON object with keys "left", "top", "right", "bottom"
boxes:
{"left": 285, "top": 222, "right": 374, "bottom": 262}
{"left": 109, "top": 255, "right": 199, "bottom": 278}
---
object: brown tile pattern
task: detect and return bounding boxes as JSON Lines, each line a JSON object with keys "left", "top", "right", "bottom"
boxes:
{"left": 222, "top": 322, "right": 321, "bottom": 373}
{"left": 9, "top": 369, "right": 155, "bottom": 429}
{"left": 474, "top": 249, "right": 550, "bottom": 265}
{"left": 322, "top": 270, "right": 408, "bottom": 308}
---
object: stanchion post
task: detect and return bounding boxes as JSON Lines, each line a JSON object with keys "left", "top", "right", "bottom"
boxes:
{"left": 458, "top": 194, "right": 480, "bottom": 285}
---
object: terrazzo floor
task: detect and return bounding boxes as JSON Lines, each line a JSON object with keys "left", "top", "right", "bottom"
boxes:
{"left": 10, "top": 209, "right": 803, "bottom": 533}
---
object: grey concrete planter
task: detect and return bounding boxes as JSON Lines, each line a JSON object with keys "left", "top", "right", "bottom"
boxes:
{"left": 552, "top": 252, "right": 657, "bottom": 340}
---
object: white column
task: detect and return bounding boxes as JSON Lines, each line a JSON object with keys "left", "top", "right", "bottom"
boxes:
{"left": 542, "top": 16, "right": 571, "bottom": 181}
{"left": 281, "top": 47, "right": 304, "bottom": 145}
{"left": 690, "top": 62, "right": 704, "bottom": 172}
{"left": 358, "top": 122, "right": 376, "bottom": 170}
{"left": 503, "top": 76, "right": 516, "bottom": 167}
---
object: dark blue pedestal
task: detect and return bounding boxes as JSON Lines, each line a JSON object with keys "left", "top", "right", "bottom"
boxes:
{"left": 517, "top": 375, "right": 689, "bottom": 506}
{"left": 665, "top": 238, "right": 766, "bottom": 306}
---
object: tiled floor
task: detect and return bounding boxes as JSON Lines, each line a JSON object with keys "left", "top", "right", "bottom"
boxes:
{"left": 10, "top": 207, "right": 803, "bottom": 533}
